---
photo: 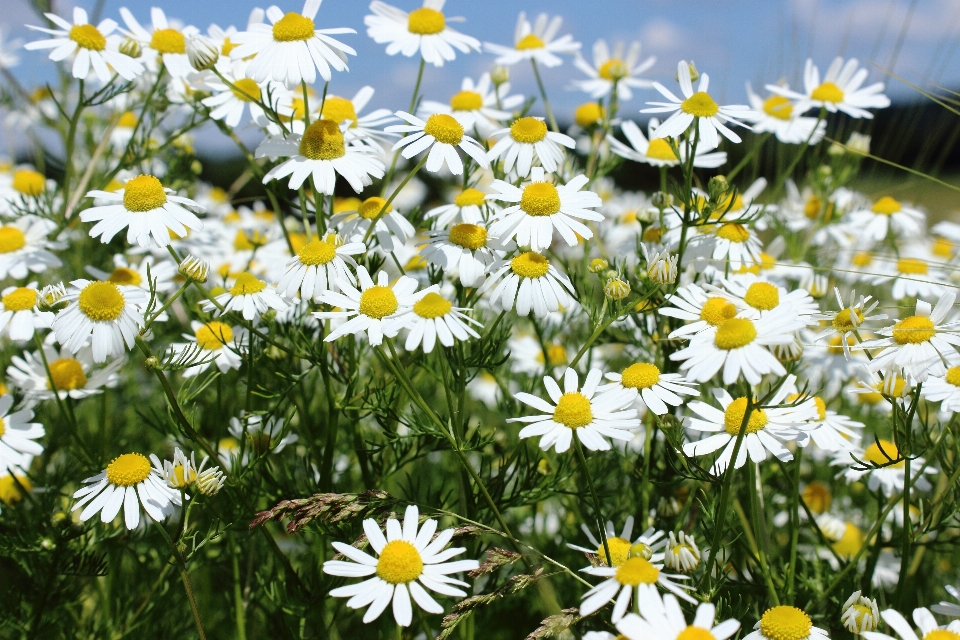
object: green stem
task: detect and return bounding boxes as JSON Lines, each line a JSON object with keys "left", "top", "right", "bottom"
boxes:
{"left": 381, "top": 58, "right": 426, "bottom": 194}
{"left": 154, "top": 522, "right": 207, "bottom": 640}
{"left": 232, "top": 543, "right": 248, "bottom": 640}
{"left": 574, "top": 438, "right": 612, "bottom": 566}
{"left": 531, "top": 59, "right": 559, "bottom": 132}
{"left": 747, "top": 463, "right": 780, "bottom": 605}
{"left": 785, "top": 448, "right": 803, "bottom": 604}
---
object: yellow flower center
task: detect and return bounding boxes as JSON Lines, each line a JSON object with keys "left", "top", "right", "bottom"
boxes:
{"left": 358, "top": 196, "right": 391, "bottom": 220}
{"left": 450, "top": 90, "right": 483, "bottom": 111}
{"left": 932, "top": 237, "right": 955, "bottom": 258}
{"left": 515, "top": 33, "right": 545, "bottom": 50}
{"left": 2, "top": 287, "right": 36, "bottom": 311}
{"left": 107, "top": 267, "right": 142, "bottom": 286}
{"left": 759, "top": 606, "right": 813, "bottom": 640}
{"left": 831, "top": 522, "right": 863, "bottom": 559}
{"left": 454, "top": 188, "right": 486, "bottom": 208}
{"left": 552, "top": 392, "right": 593, "bottom": 428}
{"left": 537, "top": 343, "right": 567, "bottom": 367}
{"left": 677, "top": 627, "right": 717, "bottom": 640}
{"left": 407, "top": 7, "right": 445, "bottom": 34}
{"left": 123, "top": 175, "right": 167, "bottom": 212}
{"left": 169, "top": 464, "right": 196, "bottom": 488}
{"left": 763, "top": 95, "right": 793, "bottom": 120}
{"left": 221, "top": 37, "right": 236, "bottom": 56}
{"left": 510, "top": 252, "right": 550, "bottom": 279}
{"left": 811, "top": 81, "right": 844, "bottom": 103}
{"left": 802, "top": 481, "right": 831, "bottom": 514}
{"left": 642, "top": 226, "right": 662, "bottom": 242}
{"left": 614, "top": 556, "right": 660, "bottom": 586}
{"left": 298, "top": 238, "right": 337, "bottom": 265}
{"left": 804, "top": 196, "right": 822, "bottom": 219}
{"left": 78, "top": 281, "right": 125, "bottom": 321}
{"left": 313, "top": 98, "right": 357, "bottom": 130}
{"left": 230, "top": 272, "right": 266, "bottom": 296}
{"left": 423, "top": 113, "right": 464, "bottom": 145}
{"left": 946, "top": 366, "right": 960, "bottom": 387}
{"left": 596, "top": 536, "right": 632, "bottom": 566}
{"left": 448, "top": 223, "right": 487, "bottom": 250}
{"left": 105, "top": 453, "right": 152, "bottom": 487}
{"left": 700, "top": 297, "right": 738, "bottom": 326}
{"left": 680, "top": 91, "right": 719, "bottom": 117}
{"left": 0, "top": 473, "right": 31, "bottom": 505}
{"left": 195, "top": 321, "right": 233, "bottom": 350}
{"left": 359, "top": 286, "right": 398, "bottom": 319}
{"left": 646, "top": 138, "right": 678, "bottom": 161}
{"left": 575, "top": 102, "right": 605, "bottom": 127}
{"left": 598, "top": 58, "right": 628, "bottom": 81}
{"left": 892, "top": 315, "right": 936, "bottom": 345}
{"left": 813, "top": 396, "right": 827, "bottom": 420}
{"left": 743, "top": 282, "right": 779, "bottom": 311}
{"left": 520, "top": 182, "right": 561, "bottom": 216}
{"left": 376, "top": 540, "right": 424, "bottom": 583}
{"left": 852, "top": 251, "right": 873, "bottom": 267}
{"left": 413, "top": 292, "right": 453, "bottom": 319}
{"left": 118, "top": 111, "right": 138, "bottom": 128}
{"left": 717, "top": 223, "right": 751, "bottom": 243}
{"left": 299, "top": 119, "right": 345, "bottom": 160}
{"left": 272, "top": 12, "right": 315, "bottom": 42}
{"left": 871, "top": 196, "right": 901, "bottom": 215}
{"left": 924, "top": 631, "right": 960, "bottom": 640}
{"left": 47, "top": 358, "right": 87, "bottom": 391}
{"left": 12, "top": 169, "right": 45, "bottom": 196}
{"left": 724, "top": 397, "right": 767, "bottom": 435}
{"left": 510, "top": 117, "right": 548, "bottom": 143}
{"left": 233, "top": 229, "right": 268, "bottom": 251}
{"left": 621, "top": 363, "right": 660, "bottom": 390}
{"left": 150, "top": 28, "right": 185, "bottom": 54}
{"left": 897, "top": 258, "right": 927, "bottom": 275}
{"left": 714, "top": 318, "right": 757, "bottom": 349}
{"left": 69, "top": 23, "right": 106, "bottom": 51}
{"left": 863, "top": 439, "right": 903, "bottom": 467}
{"left": 230, "top": 78, "right": 261, "bottom": 103}
{"left": 832, "top": 308, "right": 864, "bottom": 331}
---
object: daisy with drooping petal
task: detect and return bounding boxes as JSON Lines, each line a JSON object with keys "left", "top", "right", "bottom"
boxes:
{"left": 610, "top": 119, "right": 727, "bottom": 169}
{"left": 276, "top": 233, "right": 365, "bottom": 301}
{"left": 257, "top": 119, "right": 386, "bottom": 194}
{"left": 833, "top": 438, "right": 935, "bottom": 497}
{"left": 53, "top": 279, "right": 147, "bottom": 363}
{"left": 846, "top": 196, "right": 925, "bottom": 243}
{"left": 487, "top": 116, "right": 576, "bottom": 177}
{"left": 316, "top": 267, "right": 430, "bottom": 346}
{"left": 863, "top": 607, "right": 960, "bottom": 640}
{"left": 743, "top": 83, "right": 825, "bottom": 144}
{"left": 662, "top": 531, "right": 701, "bottom": 573}
{"left": 331, "top": 196, "right": 415, "bottom": 254}
{"left": 419, "top": 222, "right": 504, "bottom": 287}
{"left": 479, "top": 251, "right": 575, "bottom": 318}
{"left": 386, "top": 111, "right": 489, "bottom": 175}
{"left": 508, "top": 368, "right": 641, "bottom": 453}
{"left": 487, "top": 167, "right": 603, "bottom": 252}
{"left": 791, "top": 393, "right": 864, "bottom": 453}
{"left": 365, "top": 0, "right": 480, "bottom": 68}
{"left": 841, "top": 591, "right": 880, "bottom": 634}
{"left": 921, "top": 366, "right": 960, "bottom": 413}
{"left": 323, "top": 505, "right": 479, "bottom": 627}
{"left": 872, "top": 250, "right": 949, "bottom": 301}
{"left": 643, "top": 61, "right": 753, "bottom": 147}
{"left": 82, "top": 174, "right": 205, "bottom": 248}
{"left": 119, "top": 7, "right": 198, "bottom": 77}
{"left": 0, "top": 283, "right": 52, "bottom": 342}
{"left": 567, "top": 517, "right": 667, "bottom": 566}
{"left": 617, "top": 594, "right": 741, "bottom": 640}
{"left": 169, "top": 321, "right": 249, "bottom": 377}
{"left": 743, "top": 606, "right": 830, "bottom": 640}
{"left": 813, "top": 288, "right": 886, "bottom": 359}
{"left": 572, "top": 39, "right": 655, "bottom": 100}
{"left": 484, "top": 13, "right": 580, "bottom": 68}
{"left": 7, "top": 345, "right": 124, "bottom": 402}
{"left": 419, "top": 73, "right": 523, "bottom": 137}
{"left": 230, "top": 0, "right": 356, "bottom": 88}
{"left": 580, "top": 554, "right": 696, "bottom": 623}
{"left": 25, "top": 7, "right": 144, "bottom": 82}
{"left": 601, "top": 362, "right": 698, "bottom": 416}
{"left": 767, "top": 57, "right": 890, "bottom": 119}
{"left": 71, "top": 451, "right": 181, "bottom": 530}
{"left": 202, "top": 272, "right": 290, "bottom": 322}
{"left": 401, "top": 292, "right": 481, "bottom": 353}
{"left": 0, "top": 216, "right": 63, "bottom": 279}
{"left": 0, "top": 395, "right": 44, "bottom": 471}
{"left": 686, "top": 221, "right": 765, "bottom": 271}
{"left": 709, "top": 277, "right": 819, "bottom": 324}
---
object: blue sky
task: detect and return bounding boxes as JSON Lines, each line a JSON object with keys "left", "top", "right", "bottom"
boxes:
{"left": 4, "top": 0, "right": 960, "bottom": 153}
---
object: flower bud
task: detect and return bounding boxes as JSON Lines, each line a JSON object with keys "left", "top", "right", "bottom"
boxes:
{"left": 588, "top": 258, "right": 609, "bottom": 273}
{"left": 677, "top": 61, "right": 699, "bottom": 83}
{"left": 604, "top": 277, "right": 630, "bottom": 300}
{"left": 574, "top": 102, "right": 604, "bottom": 128}
{"left": 846, "top": 132, "right": 871, "bottom": 155}
{"left": 196, "top": 466, "right": 226, "bottom": 496}
{"left": 490, "top": 65, "right": 510, "bottom": 87}
{"left": 179, "top": 254, "right": 209, "bottom": 283}
{"left": 119, "top": 37, "right": 142, "bottom": 59}
{"left": 841, "top": 590, "right": 879, "bottom": 634}
{"left": 708, "top": 175, "right": 729, "bottom": 201}
{"left": 37, "top": 282, "right": 67, "bottom": 312}
{"left": 651, "top": 191, "right": 671, "bottom": 209}
{"left": 663, "top": 531, "right": 701, "bottom": 573}
{"left": 643, "top": 246, "right": 678, "bottom": 285}
{"left": 186, "top": 35, "right": 219, "bottom": 71}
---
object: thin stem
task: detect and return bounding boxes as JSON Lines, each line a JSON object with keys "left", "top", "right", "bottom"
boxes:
{"left": 154, "top": 522, "right": 207, "bottom": 640}
{"left": 232, "top": 543, "right": 248, "bottom": 640}
{"left": 574, "top": 438, "right": 612, "bottom": 566}
{"left": 785, "top": 448, "right": 803, "bottom": 604}
{"left": 381, "top": 58, "right": 426, "bottom": 194}
{"left": 747, "top": 462, "right": 780, "bottom": 605}
{"left": 531, "top": 59, "right": 559, "bottom": 132}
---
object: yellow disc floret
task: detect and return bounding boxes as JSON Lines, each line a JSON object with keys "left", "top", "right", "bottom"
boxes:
{"left": 78, "top": 281, "right": 125, "bottom": 322}
{"left": 924, "top": 630, "right": 960, "bottom": 640}
{"left": 862, "top": 439, "right": 903, "bottom": 467}
{"left": 759, "top": 606, "right": 813, "bottom": 640}
{"left": 150, "top": 28, "right": 185, "bottom": 54}
{"left": 272, "top": 12, "right": 315, "bottom": 41}
{"left": 407, "top": 7, "right": 445, "bottom": 34}
{"left": 897, "top": 258, "right": 928, "bottom": 275}
{"left": 763, "top": 95, "right": 793, "bottom": 120}
{"left": 108, "top": 267, "right": 142, "bottom": 286}
{"left": 680, "top": 92, "right": 719, "bottom": 117}
{"left": 646, "top": 138, "right": 678, "bottom": 161}
{"left": 47, "top": 358, "right": 87, "bottom": 391}
{"left": 450, "top": 90, "right": 483, "bottom": 111}
{"left": 724, "top": 397, "right": 767, "bottom": 435}
{"left": 123, "top": 175, "right": 167, "bottom": 212}
{"left": 801, "top": 481, "right": 831, "bottom": 514}
{"left": 195, "top": 321, "right": 233, "bottom": 350}
{"left": 743, "top": 282, "right": 780, "bottom": 311}
{"left": 510, "top": 117, "right": 548, "bottom": 143}
{"left": 515, "top": 33, "right": 545, "bottom": 50}
{"left": 299, "top": 119, "right": 345, "bottom": 160}
{"left": 677, "top": 627, "right": 717, "bottom": 640}
{"left": 230, "top": 78, "right": 261, "bottom": 102}
{"left": 575, "top": 102, "right": 605, "bottom": 127}
{"left": 615, "top": 556, "right": 660, "bottom": 586}
{"left": 358, "top": 196, "right": 390, "bottom": 220}
{"left": 832, "top": 308, "right": 864, "bottom": 331}
{"left": 871, "top": 196, "right": 901, "bottom": 215}
{"left": 714, "top": 318, "right": 757, "bottom": 350}
{"left": 700, "top": 297, "right": 738, "bottom": 326}
{"left": 0, "top": 473, "right": 31, "bottom": 505}
{"left": 423, "top": 113, "right": 464, "bottom": 145}
{"left": 621, "top": 363, "right": 660, "bottom": 390}
{"left": 2, "top": 287, "right": 37, "bottom": 311}
{"left": 12, "top": 169, "right": 45, "bottom": 196}
{"left": 892, "top": 315, "right": 936, "bottom": 345}
{"left": 105, "top": 452, "right": 152, "bottom": 487}
{"left": 946, "top": 366, "right": 960, "bottom": 387}
{"left": 552, "top": 392, "right": 593, "bottom": 428}
{"left": 811, "top": 82, "right": 844, "bottom": 103}
{"left": 520, "top": 182, "right": 561, "bottom": 216}
{"left": 229, "top": 272, "right": 266, "bottom": 296}
{"left": 359, "top": 286, "right": 398, "bottom": 319}
{"left": 448, "top": 223, "right": 487, "bottom": 250}
{"left": 596, "top": 536, "right": 632, "bottom": 566}
{"left": 413, "top": 292, "right": 452, "bottom": 319}
{"left": 510, "top": 252, "right": 550, "bottom": 279}
{"left": 831, "top": 522, "right": 863, "bottom": 559}
{"left": 598, "top": 58, "right": 628, "bottom": 81}
{"left": 320, "top": 96, "right": 358, "bottom": 126}
{"left": 455, "top": 188, "right": 486, "bottom": 208}
{"left": 298, "top": 238, "right": 337, "bottom": 265}
{"left": 69, "top": 23, "right": 106, "bottom": 50}
{"left": 717, "top": 223, "right": 751, "bottom": 243}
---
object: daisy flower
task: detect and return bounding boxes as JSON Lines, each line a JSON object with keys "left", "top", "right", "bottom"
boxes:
{"left": 316, "top": 267, "right": 429, "bottom": 346}
{"left": 610, "top": 119, "right": 727, "bottom": 169}
{"left": 487, "top": 116, "right": 576, "bottom": 177}
{"left": 119, "top": 7, "right": 199, "bottom": 77}
{"left": 813, "top": 288, "right": 886, "bottom": 359}
{"left": 833, "top": 438, "right": 935, "bottom": 497}
{"left": 483, "top": 12, "right": 580, "bottom": 68}
{"left": 643, "top": 244, "right": 679, "bottom": 284}
{"left": 710, "top": 277, "right": 820, "bottom": 323}
{"left": 743, "top": 83, "right": 825, "bottom": 144}
{"left": 82, "top": 174, "right": 205, "bottom": 248}
{"left": 276, "top": 234, "right": 364, "bottom": 302}
{"left": 846, "top": 196, "right": 925, "bottom": 243}
{"left": 508, "top": 367, "right": 640, "bottom": 453}
{"left": 662, "top": 531, "right": 701, "bottom": 573}
{"left": 331, "top": 196, "right": 414, "bottom": 254}
{"left": 478, "top": 251, "right": 575, "bottom": 318}
{"left": 601, "top": 362, "right": 698, "bottom": 416}
{"left": 792, "top": 393, "right": 863, "bottom": 453}
{"left": 687, "top": 221, "right": 764, "bottom": 271}
{"left": 322, "top": 505, "right": 479, "bottom": 627}
{"left": 617, "top": 594, "right": 740, "bottom": 640}
{"left": 257, "top": 119, "right": 385, "bottom": 194}
{"left": 847, "top": 367, "right": 912, "bottom": 413}
{"left": 567, "top": 517, "right": 667, "bottom": 566}
{"left": 841, "top": 591, "right": 880, "bottom": 634}
{"left": 767, "top": 57, "right": 890, "bottom": 119}
{"left": 0, "top": 283, "right": 52, "bottom": 341}
{"left": 572, "top": 39, "right": 655, "bottom": 100}
{"left": 425, "top": 187, "right": 492, "bottom": 227}
{"left": 386, "top": 111, "right": 489, "bottom": 176}
{"left": 71, "top": 451, "right": 181, "bottom": 529}
{"left": 365, "top": 0, "right": 480, "bottom": 68}
{"left": 7, "top": 345, "right": 124, "bottom": 402}
{"left": 202, "top": 272, "right": 289, "bottom": 322}
{"left": 921, "top": 366, "right": 960, "bottom": 413}
{"left": 25, "top": 7, "right": 144, "bottom": 82}
{"left": 871, "top": 251, "right": 948, "bottom": 301}
{"left": 86, "top": 254, "right": 177, "bottom": 298}
{"left": 53, "top": 279, "right": 147, "bottom": 363}
{"left": 643, "top": 61, "right": 753, "bottom": 148}
{"left": 230, "top": 0, "right": 356, "bottom": 88}
{"left": 487, "top": 167, "right": 603, "bottom": 251}
{"left": 863, "top": 608, "right": 960, "bottom": 640}
{"left": 0, "top": 395, "right": 44, "bottom": 471}
{"left": 670, "top": 306, "right": 808, "bottom": 385}
{"left": 419, "top": 73, "right": 523, "bottom": 137}
{"left": 862, "top": 291, "right": 960, "bottom": 382}
{"left": 419, "top": 222, "right": 503, "bottom": 287}
{"left": 580, "top": 555, "right": 695, "bottom": 623}
{"left": 170, "top": 321, "right": 249, "bottom": 378}
{"left": 683, "top": 385, "right": 817, "bottom": 474}
{"left": 401, "top": 292, "right": 481, "bottom": 353}
{"left": 0, "top": 216, "right": 63, "bottom": 279}
{"left": 743, "top": 606, "right": 829, "bottom": 640}
{"left": 200, "top": 60, "right": 277, "bottom": 128}
{"left": 659, "top": 284, "right": 740, "bottom": 340}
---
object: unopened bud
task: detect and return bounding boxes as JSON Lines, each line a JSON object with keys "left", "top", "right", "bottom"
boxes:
{"left": 144, "top": 356, "right": 160, "bottom": 370}
{"left": 490, "top": 65, "right": 510, "bottom": 87}
{"left": 119, "top": 38, "right": 142, "bottom": 59}
{"left": 604, "top": 277, "right": 631, "bottom": 300}
{"left": 708, "top": 175, "right": 729, "bottom": 201}
{"left": 179, "top": 254, "right": 209, "bottom": 283}
{"left": 588, "top": 258, "right": 609, "bottom": 273}
{"left": 651, "top": 191, "right": 671, "bottom": 209}
{"left": 37, "top": 282, "right": 67, "bottom": 312}
{"left": 846, "top": 132, "right": 871, "bottom": 155}
{"left": 677, "top": 61, "right": 699, "bottom": 83}
{"left": 186, "top": 35, "right": 219, "bottom": 72}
